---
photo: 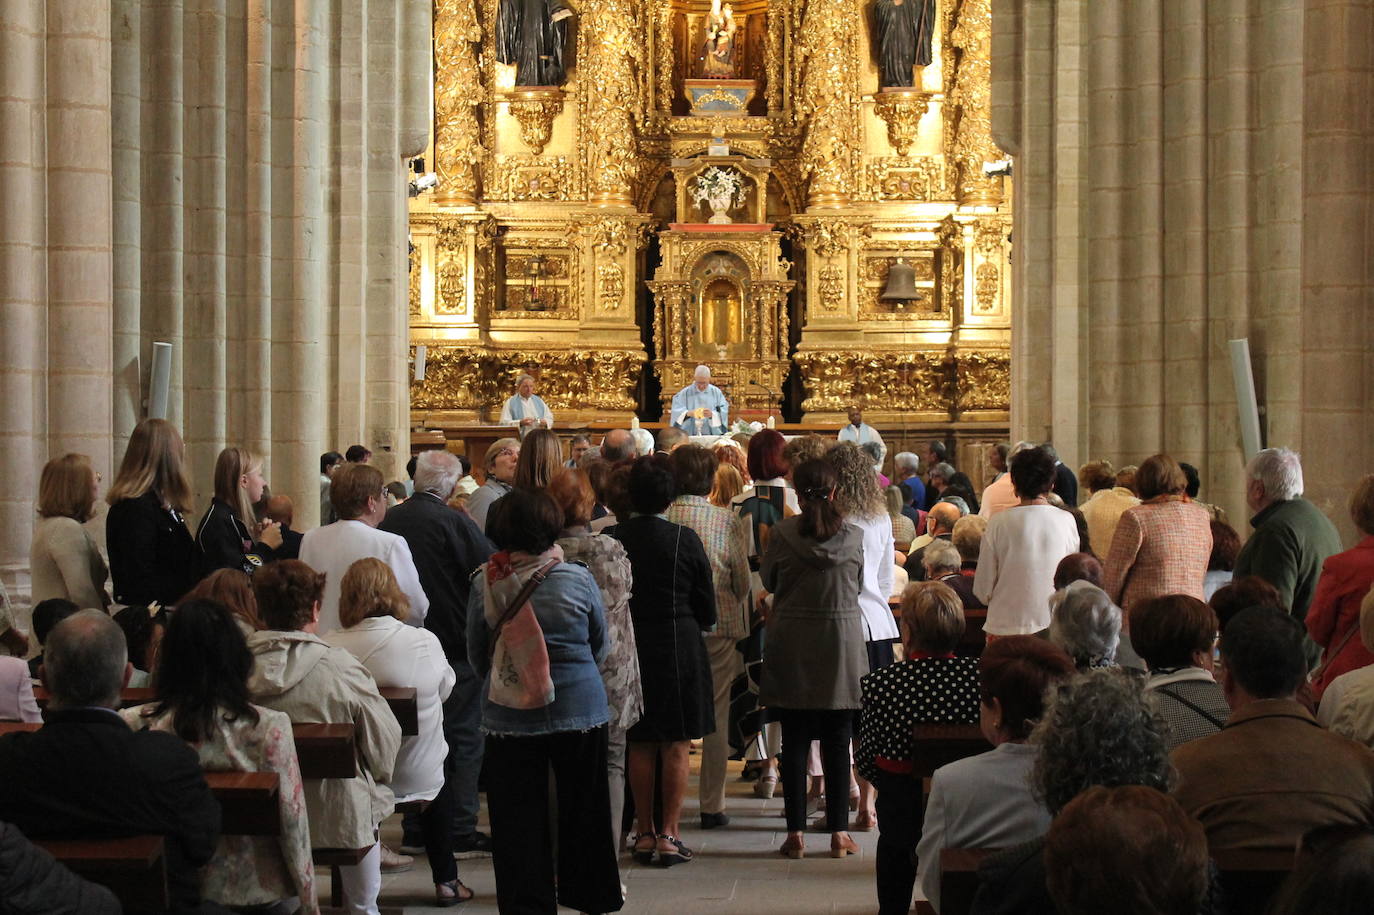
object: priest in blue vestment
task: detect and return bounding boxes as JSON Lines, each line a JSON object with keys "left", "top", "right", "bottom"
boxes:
{"left": 500, "top": 373, "right": 554, "bottom": 436}
{"left": 670, "top": 365, "right": 730, "bottom": 436}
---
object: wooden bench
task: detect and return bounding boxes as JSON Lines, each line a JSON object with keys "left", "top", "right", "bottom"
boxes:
{"left": 34, "top": 835, "right": 169, "bottom": 913}
{"left": 889, "top": 601, "right": 987, "bottom": 657}
{"left": 205, "top": 771, "right": 280, "bottom": 836}
{"left": 933, "top": 846, "right": 1298, "bottom": 915}
{"left": 911, "top": 723, "right": 991, "bottom": 782}
{"left": 32, "top": 686, "right": 420, "bottom": 737}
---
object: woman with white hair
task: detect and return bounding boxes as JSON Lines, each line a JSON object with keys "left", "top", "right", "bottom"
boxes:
{"left": 499, "top": 373, "right": 553, "bottom": 436}
{"left": 1048, "top": 581, "right": 1122, "bottom": 671}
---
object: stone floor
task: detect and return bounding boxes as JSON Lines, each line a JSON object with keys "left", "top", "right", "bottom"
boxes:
{"left": 368, "top": 757, "right": 888, "bottom": 913}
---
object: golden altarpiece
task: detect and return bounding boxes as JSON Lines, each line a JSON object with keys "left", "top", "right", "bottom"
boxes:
{"left": 408, "top": 0, "right": 1011, "bottom": 443}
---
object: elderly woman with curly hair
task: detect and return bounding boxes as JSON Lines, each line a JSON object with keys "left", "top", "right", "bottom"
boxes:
{"left": 1047, "top": 581, "right": 1122, "bottom": 671}
{"left": 970, "top": 669, "right": 1174, "bottom": 915}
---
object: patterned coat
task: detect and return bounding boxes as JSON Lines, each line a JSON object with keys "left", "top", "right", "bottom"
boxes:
{"left": 666, "top": 495, "right": 753, "bottom": 640}
{"left": 122, "top": 703, "right": 318, "bottom": 913}
{"left": 1103, "top": 498, "right": 1212, "bottom": 614}
{"left": 855, "top": 655, "right": 981, "bottom": 782}
{"left": 557, "top": 529, "right": 645, "bottom": 732}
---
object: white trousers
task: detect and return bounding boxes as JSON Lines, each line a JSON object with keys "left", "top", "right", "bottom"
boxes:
{"left": 338, "top": 842, "right": 381, "bottom": 915}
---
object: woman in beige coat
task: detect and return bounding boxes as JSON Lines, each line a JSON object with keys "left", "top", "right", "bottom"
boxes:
{"left": 30, "top": 453, "right": 108, "bottom": 613}
{"left": 249, "top": 560, "right": 401, "bottom": 915}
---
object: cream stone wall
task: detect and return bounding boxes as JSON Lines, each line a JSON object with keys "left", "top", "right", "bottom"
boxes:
{"left": 0, "top": 0, "right": 429, "bottom": 601}
{"left": 996, "top": 0, "right": 1374, "bottom": 541}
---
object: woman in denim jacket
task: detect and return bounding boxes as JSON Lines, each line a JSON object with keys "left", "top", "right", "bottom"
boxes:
{"left": 467, "top": 488, "right": 623, "bottom": 915}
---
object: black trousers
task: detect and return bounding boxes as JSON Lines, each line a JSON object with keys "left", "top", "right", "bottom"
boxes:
{"left": 417, "top": 775, "right": 458, "bottom": 884}
{"left": 485, "top": 726, "right": 623, "bottom": 914}
{"left": 872, "top": 769, "right": 924, "bottom": 915}
{"left": 775, "top": 708, "right": 853, "bottom": 833}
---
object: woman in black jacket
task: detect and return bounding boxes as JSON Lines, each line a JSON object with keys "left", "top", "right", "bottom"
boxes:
{"left": 611, "top": 454, "right": 717, "bottom": 868}
{"left": 105, "top": 419, "right": 197, "bottom": 607}
{"left": 194, "top": 447, "right": 282, "bottom": 578}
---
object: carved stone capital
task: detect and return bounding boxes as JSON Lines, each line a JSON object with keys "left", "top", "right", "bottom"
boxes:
{"left": 872, "top": 89, "right": 933, "bottom": 157}
{"left": 504, "top": 88, "right": 564, "bottom": 156}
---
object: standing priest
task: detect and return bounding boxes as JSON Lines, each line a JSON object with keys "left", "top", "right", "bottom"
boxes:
{"left": 671, "top": 365, "right": 730, "bottom": 436}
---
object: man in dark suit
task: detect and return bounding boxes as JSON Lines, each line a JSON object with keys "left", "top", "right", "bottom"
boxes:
{"left": 1043, "top": 442, "right": 1079, "bottom": 507}
{"left": 0, "top": 610, "right": 221, "bottom": 913}
{"left": 262, "top": 494, "right": 303, "bottom": 561}
{"left": 380, "top": 450, "right": 496, "bottom": 857}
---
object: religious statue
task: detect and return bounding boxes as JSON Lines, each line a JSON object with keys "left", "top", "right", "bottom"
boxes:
{"left": 698, "top": 0, "right": 739, "bottom": 79}
{"left": 496, "top": 0, "right": 575, "bottom": 87}
{"left": 871, "top": 0, "right": 937, "bottom": 88}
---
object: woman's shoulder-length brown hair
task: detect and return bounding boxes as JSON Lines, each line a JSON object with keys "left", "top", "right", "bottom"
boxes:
{"left": 38, "top": 453, "right": 97, "bottom": 522}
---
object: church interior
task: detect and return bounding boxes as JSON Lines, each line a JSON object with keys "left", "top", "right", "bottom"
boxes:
{"left": 4, "top": 0, "right": 1374, "bottom": 912}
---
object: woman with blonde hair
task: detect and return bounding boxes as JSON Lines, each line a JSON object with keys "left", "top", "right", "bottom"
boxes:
{"left": 326, "top": 558, "right": 465, "bottom": 905}
{"left": 106, "top": 418, "right": 197, "bottom": 606}
{"left": 30, "top": 453, "right": 109, "bottom": 614}
{"left": 195, "top": 447, "right": 283, "bottom": 579}
{"left": 709, "top": 461, "right": 746, "bottom": 507}
{"left": 514, "top": 428, "right": 564, "bottom": 491}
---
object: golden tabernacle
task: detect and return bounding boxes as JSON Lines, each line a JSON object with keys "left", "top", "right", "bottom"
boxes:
{"left": 409, "top": 0, "right": 1011, "bottom": 458}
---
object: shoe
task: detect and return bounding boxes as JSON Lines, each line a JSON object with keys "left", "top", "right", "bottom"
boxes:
{"left": 811, "top": 816, "right": 848, "bottom": 833}
{"left": 700, "top": 811, "right": 730, "bottom": 829}
{"left": 656, "top": 833, "right": 694, "bottom": 867}
{"left": 779, "top": 833, "right": 805, "bottom": 859}
{"left": 399, "top": 834, "right": 425, "bottom": 856}
{"left": 753, "top": 774, "right": 777, "bottom": 799}
{"left": 451, "top": 831, "right": 493, "bottom": 860}
{"left": 379, "top": 843, "right": 414, "bottom": 873}
{"left": 435, "top": 878, "right": 474, "bottom": 907}
{"left": 739, "top": 762, "right": 762, "bottom": 781}
{"left": 852, "top": 810, "right": 877, "bottom": 832}
{"left": 831, "top": 832, "right": 860, "bottom": 858}
{"left": 632, "top": 832, "right": 657, "bottom": 866}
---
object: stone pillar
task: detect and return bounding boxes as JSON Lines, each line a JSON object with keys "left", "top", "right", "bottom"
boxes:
{"left": 0, "top": 0, "right": 115, "bottom": 597}
{"left": 997, "top": 0, "right": 1374, "bottom": 535}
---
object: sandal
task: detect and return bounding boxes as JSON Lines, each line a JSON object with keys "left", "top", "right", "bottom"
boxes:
{"left": 753, "top": 773, "right": 778, "bottom": 799}
{"left": 656, "top": 833, "right": 694, "bottom": 867}
{"left": 632, "top": 832, "right": 657, "bottom": 866}
{"left": 435, "top": 878, "right": 474, "bottom": 907}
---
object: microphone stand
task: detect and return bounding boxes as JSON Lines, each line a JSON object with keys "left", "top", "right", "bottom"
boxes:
{"left": 750, "top": 380, "right": 780, "bottom": 428}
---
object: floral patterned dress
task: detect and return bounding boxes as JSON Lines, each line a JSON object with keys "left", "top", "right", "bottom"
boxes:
{"left": 121, "top": 703, "right": 318, "bottom": 913}
{"left": 557, "top": 527, "right": 644, "bottom": 731}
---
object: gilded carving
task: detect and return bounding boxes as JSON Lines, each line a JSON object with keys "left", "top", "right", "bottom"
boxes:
{"left": 819, "top": 265, "right": 845, "bottom": 311}
{"left": 796, "top": 350, "right": 962, "bottom": 414}
{"left": 437, "top": 256, "right": 467, "bottom": 314}
{"left": 491, "top": 156, "right": 573, "bottom": 201}
{"left": 655, "top": 4, "right": 675, "bottom": 113}
{"left": 807, "top": 218, "right": 852, "bottom": 260}
{"left": 872, "top": 89, "right": 933, "bottom": 157}
{"left": 796, "top": 0, "right": 860, "bottom": 207}
{"left": 582, "top": 0, "right": 641, "bottom": 207}
{"left": 974, "top": 261, "right": 999, "bottom": 313}
{"left": 411, "top": 347, "right": 643, "bottom": 411}
{"left": 765, "top": 4, "right": 784, "bottom": 112}
{"left": 865, "top": 157, "right": 948, "bottom": 201}
{"left": 955, "top": 350, "right": 1011, "bottom": 413}
{"left": 947, "top": 0, "right": 1003, "bottom": 205}
{"left": 598, "top": 261, "right": 625, "bottom": 309}
{"left": 409, "top": 247, "right": 422, "bottom": 316}
{"left": 504, "top": 89, "right": 564, "bottom": 155}
{"left": 434, "top": 0, "right": 484, "bottom": 205}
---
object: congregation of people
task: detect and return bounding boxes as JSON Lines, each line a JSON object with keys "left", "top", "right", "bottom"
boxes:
{"left": 7, "top": 407, "right": 1374, "bottom": 915}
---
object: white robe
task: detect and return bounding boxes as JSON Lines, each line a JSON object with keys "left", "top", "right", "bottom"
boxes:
{"left": 671, "top": 383, "right": 729, "bottom": 435}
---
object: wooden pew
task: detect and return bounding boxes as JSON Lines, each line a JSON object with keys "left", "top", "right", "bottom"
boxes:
{"left": 205, "top": 771, "right": 280, "bottom": 836}
{"left": 934, "top": 846, "right": 1298, "bottom": 915}
{"left": 34, "top": 835, "right": 169, "bottom": 913}
{"left": 912, "top": 723, "right": 992, "bottom": 783}
{"left": 889, "top": 600, "right": 987, "bottom": 657}
{"left": 32, "top": 687, "right": 420, "bottom": 737}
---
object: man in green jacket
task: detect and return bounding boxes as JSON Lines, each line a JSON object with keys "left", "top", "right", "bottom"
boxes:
{"left": 1233, "top": 448, "right": 1342, "bottom": 663}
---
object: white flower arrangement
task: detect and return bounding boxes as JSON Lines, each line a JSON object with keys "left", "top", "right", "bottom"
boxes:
{"left": 690, "top": 166, "right": 746, "bottom": 212}
{"left": 732, "top": 419, "right": 763, "bottom": 435}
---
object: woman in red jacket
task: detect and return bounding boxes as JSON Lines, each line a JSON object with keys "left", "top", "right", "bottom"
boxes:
{"left": 1308, "top": 475, "right": 1374, "bottom": 701}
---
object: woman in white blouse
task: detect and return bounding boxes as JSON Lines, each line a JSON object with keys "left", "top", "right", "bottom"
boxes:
{"left": 826, "top": 442, "right": 898, "bottom": 830}
{"left": 974, "top": 447, "right": 1081, "bottom": 637}
{"left": 31, "top": 453, "right": 109, "bottom": 612}
{"left": 326, "top": 558, "right": 464, "bottom": 904}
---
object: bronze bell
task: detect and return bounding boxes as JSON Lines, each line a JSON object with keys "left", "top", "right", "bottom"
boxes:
{"left": 880, "top": 258, "right": 918, "bottom": 302}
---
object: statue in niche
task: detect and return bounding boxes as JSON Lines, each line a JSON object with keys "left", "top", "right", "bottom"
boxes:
{"left": 698, "top": 0, "right": 739, "bottom": 79}
{"left": 871, "top": 0, "right": 936, "bottom": 88}
{"left": 700, "top": 278, "right": 743, "bottom": 346}
{"left": 496, "top": 0, "right": 575, "bottom": 87}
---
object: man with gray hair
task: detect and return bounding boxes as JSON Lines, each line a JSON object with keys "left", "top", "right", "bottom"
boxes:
{"left": 380, "top": 449, "right": 497, "bottom": 858}
{"left": 1233, "top": 448, "right": 1342, "bottom": 633}
{"left": 0, "top": 611, "right": 221, "bottom": 912}
{"left": 670, "top": 364, "right": 729, "bottom": 435}
{"left": 911, "top": 500, "right": 963, "bottom": 580}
